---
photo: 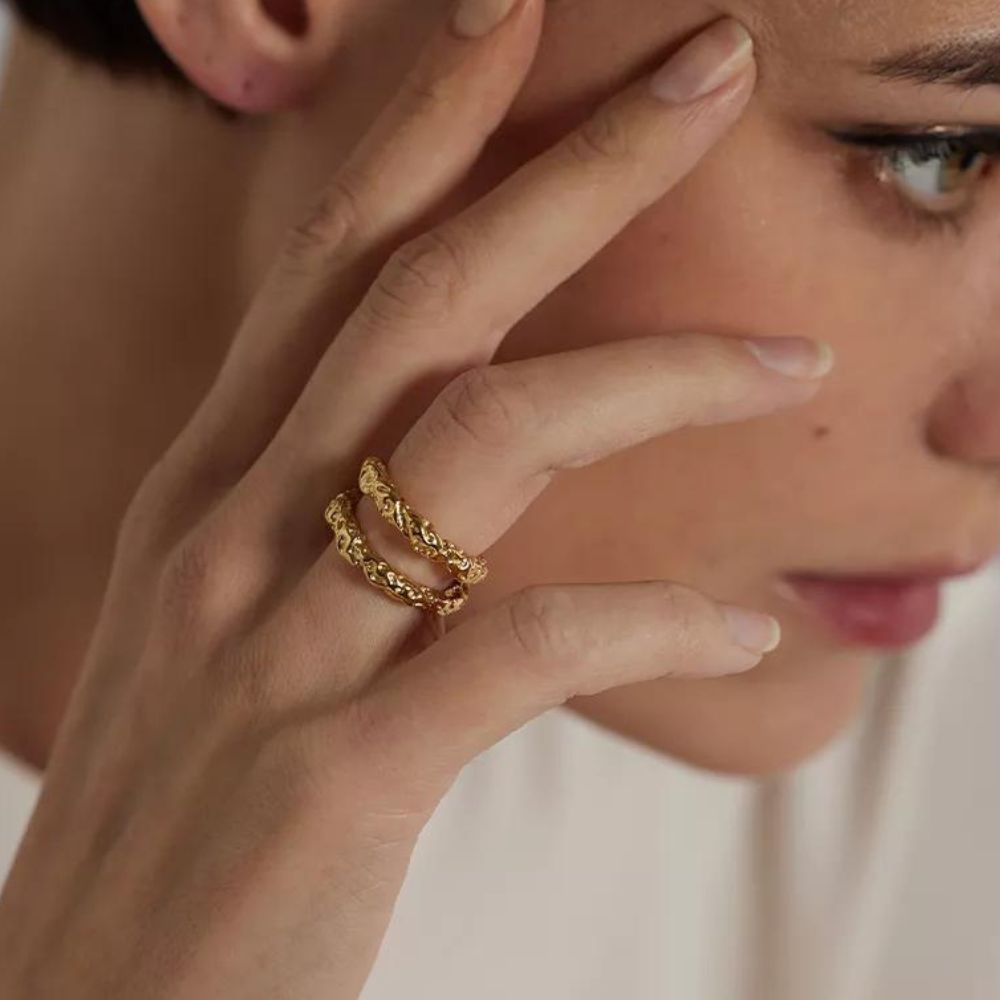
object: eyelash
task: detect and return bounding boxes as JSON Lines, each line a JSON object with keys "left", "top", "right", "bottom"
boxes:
{"left": 828, "top": 127, "right": 1000, "bottom": 238}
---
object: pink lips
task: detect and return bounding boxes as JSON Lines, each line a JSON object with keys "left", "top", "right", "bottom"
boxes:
{"left": 780, "top": 575, "right": 943, "bottom": 648}
{"left": 779, "top": 558, "right": 991, "bottom": 649}
{"left": 778, "top": 550, "right": 996, "bottom": 649}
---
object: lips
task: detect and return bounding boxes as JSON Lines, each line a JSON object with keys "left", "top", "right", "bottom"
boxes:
{"left": 779, "top": 558, "right": 993, "bottom": 649}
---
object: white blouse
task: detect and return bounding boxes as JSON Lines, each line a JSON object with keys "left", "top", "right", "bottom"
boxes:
{"left": 2, "top": 560, "right": 999, "bottom": 998}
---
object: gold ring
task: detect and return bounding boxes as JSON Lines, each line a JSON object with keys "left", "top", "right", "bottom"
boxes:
{"left": 357, "top": 456, "right": 489, "bottom": 586}
{"left": 325, "top": 466, "right": 480, "bottom": 617}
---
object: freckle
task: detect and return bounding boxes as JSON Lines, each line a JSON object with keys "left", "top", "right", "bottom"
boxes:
{"left": 813, "top": 425, "right": 831, "bottom": 440}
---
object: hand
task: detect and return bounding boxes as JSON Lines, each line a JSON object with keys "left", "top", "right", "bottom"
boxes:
{"left": 0, "top": 4, "right": 830, "bottom": 997}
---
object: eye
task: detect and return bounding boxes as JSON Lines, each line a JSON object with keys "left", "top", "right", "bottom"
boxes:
{"left": 876, "top": 137, "right": 992, "bottom": 214}
{"left": 827, "top": 126, "right": 1000, "bottom": 234}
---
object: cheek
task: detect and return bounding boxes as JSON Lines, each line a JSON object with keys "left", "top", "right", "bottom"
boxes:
{"left": 498, "top": 111, "right": 984, "bottom": 457}
{"left": 492, "top": 116, "right": 990, "bottom": 581}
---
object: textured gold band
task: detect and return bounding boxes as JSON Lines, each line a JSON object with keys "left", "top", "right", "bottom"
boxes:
{"left": 324, "top": 456, "right": 489, "bottom": 617}
{"left": 357, "top": 457, "right": 489, "bottom": 586}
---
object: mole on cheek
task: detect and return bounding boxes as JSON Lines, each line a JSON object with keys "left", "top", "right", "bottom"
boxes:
{"left": 812, "top": 425, "right": 831, "bottom": 440}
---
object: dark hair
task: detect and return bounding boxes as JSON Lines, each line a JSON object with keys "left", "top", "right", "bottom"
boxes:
{"left": 6, "top": 1, "right": 186, "bottom": 82}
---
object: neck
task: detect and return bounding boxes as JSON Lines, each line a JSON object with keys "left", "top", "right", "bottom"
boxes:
{"left": 0, "top": 12, "right": 431, "bottom": 767}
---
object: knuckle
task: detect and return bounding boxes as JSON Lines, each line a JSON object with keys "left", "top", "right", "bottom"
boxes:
{"left": 566, "top": 107, "right": 636, "bottom": 167}
{"left": 364, "top": 228, "right": 471, "bottom": 325}
{"left": 159, "top": 532, "right": 214, "bottom": 608}
{"left": 673, "top": 94, "right": 730, "bottom": 133}
{"left": 432, "top": 365, "right": 538, "bottom": 451}
{"left": 667, "top": 331, "right": 731, "bottom": 369}
{"left": 282, "top": 170, "right": 369, "bottom": 273}
{"left": 118, "top": 451, "right": 236, "bottom": 559}
{"left": 116, "top": 464, "right": 171, "bottom": 552}
{"left": 653, "top": 580, "right": 703, "bottom": 645}
{"left": 505, "top": 585, "right": 582, "bottom": 667}
{"left": 395, "top": 70, "right": 455, "bottom": 120}
{"left": 155, "top": 526, "right": 240, "bottom": 637}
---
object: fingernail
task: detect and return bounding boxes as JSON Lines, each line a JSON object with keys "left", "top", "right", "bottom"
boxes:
{"left": 649, "top": 18, "right": 754, "bottom": 104}
{"left": 721, "top": 604, "right": 782, "bottom": 654}
{"left": 743, "top": 336, "right": 836, "bottom": 379}
{"left": 451, "top": 0, "right": 520, "bottom": 39}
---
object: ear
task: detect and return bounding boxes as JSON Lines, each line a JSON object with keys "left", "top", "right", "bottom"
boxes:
{"left": 136, "top": 0, "right": 349, "bottom": 113}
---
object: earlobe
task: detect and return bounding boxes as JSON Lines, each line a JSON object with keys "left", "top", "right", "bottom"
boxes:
{"left": 136, "top": 0, "right": 339, "bottom": 113}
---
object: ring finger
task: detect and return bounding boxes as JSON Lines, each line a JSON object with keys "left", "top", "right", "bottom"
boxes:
{"left": 277, "top": 328, "right": 832, "bottom": 674}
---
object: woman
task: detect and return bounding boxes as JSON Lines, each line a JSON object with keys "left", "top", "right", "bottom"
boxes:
{"left": 0, "top": 0, "right": 998, "bottom": 995}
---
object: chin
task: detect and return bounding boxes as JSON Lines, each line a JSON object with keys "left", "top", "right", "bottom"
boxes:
{"left": 677, "top": 688, "right": 869, "bottom": 778}
{"left": 567, "top": 645, "right": 874, "bottom": 778}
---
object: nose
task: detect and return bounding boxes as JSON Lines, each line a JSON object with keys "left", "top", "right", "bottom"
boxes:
{"left": 926, "top": 357, "right": 1000, "bottom": 470}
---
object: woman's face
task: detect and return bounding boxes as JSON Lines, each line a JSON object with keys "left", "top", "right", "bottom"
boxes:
{"left": 447, "top": 0, "right": 1000, "bottom": 771}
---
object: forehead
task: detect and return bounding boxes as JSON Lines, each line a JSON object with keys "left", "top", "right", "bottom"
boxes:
{"left": 547, "top": 0, "right": 1000, "bottom": 57}
{"left": 740, "top": 0, "right": 1000, "bottom": 59}
{"left": 547, "top": 0, "right": 1000, "bottom": 73}
{"left": 739, "top": 0, "right": 998, "bottom": 30}
{"left": 730, "top": 0, "right": 1000, "bottom": 118}
{"left": 522, "top": 0, "right": 1000, "bottom": 131}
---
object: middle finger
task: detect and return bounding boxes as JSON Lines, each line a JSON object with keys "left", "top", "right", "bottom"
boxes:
{"left": 239, "top": 17, "right": 758, "bottom": 555}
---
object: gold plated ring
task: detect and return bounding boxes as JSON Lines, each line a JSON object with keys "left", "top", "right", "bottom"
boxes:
{"left": 324, "top": 459, "right": 485, "bottom": 617}
{"left": 357, "top": 456, "right": 489, "bottom": 586}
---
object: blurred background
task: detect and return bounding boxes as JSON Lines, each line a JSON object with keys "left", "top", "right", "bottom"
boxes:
{"left": 0, "top": 4, "right": 40, "bottom": 889}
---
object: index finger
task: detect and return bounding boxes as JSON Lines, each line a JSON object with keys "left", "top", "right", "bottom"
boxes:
{"left": 145, "top": 0, "right": 547, "bottom": 528}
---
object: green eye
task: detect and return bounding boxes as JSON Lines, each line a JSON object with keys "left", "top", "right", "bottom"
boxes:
{"left": 878, "top": 139, "right": 992, "bottom": 214}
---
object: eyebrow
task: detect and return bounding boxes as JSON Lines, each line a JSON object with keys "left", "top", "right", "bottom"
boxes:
{"left": 864, "top": 35, "right": 1000, "bottom": 89}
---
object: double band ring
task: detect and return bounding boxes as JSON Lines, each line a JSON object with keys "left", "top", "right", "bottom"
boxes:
{"left": 324, "top": 457, "right": 489, "bottom": 617}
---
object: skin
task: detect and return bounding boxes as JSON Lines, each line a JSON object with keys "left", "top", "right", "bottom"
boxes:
{"left": 0, "top": 12, "right": 827, "bottom": 994}
{"left": 1, "top": 0, "right": 1000, "bottom": 784}
{"left": 0, "top": 1, "right": 999, "bottom": 994}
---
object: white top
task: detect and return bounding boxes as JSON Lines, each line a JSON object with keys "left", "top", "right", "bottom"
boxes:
{"left": 3, "top": 560, "right": 999, "bottom": 998}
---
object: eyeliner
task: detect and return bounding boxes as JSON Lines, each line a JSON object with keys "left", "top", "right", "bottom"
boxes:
{"left": 826, "top": 124, "right": 1000, "bottom": 153}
